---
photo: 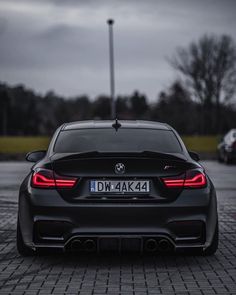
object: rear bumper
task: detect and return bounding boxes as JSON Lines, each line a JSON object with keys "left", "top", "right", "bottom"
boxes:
{"left": 18, "top": 180, "right": 218, "bottom": 252}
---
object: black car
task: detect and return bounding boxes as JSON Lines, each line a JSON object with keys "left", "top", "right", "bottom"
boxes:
{"left": 17, "top": 120, "right": 218, "bottom": 256}
{"left": 217, "top": 129, "right": 236, "bottom": 164}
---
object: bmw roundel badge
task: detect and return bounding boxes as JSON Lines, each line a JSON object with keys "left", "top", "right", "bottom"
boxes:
{"left": 115, "top": 163, "right": 125, "bottom": 174}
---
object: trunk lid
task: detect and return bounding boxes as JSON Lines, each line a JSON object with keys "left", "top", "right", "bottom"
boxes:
{"left": 51, "top": 152, "right": 196, "bottom": 202}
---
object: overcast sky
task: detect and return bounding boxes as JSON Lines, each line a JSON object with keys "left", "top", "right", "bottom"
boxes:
{"left": 0, "top": 0, "right": 236, "bottom": 101}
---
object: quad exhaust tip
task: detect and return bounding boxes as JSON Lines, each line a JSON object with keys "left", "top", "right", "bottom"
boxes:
{"left": 145, "top": 239, "right": 158, "bottom": 252}
{"left": 70, "top": 238, "right": 96, "bottom": 252}
{"left": 158, "top": 239, "right": 171, "bottom": 252}
{"left": 144, "top": 238, "right": 172, "bottom": 252}
{"left": 69, "top": 237, "right": 172, "bottom": 253}
{"left": 70, "top": 239, "right": 82, "bottom": 251}
{"left": 84, "top": 239, "right": 96, "bottom": 252}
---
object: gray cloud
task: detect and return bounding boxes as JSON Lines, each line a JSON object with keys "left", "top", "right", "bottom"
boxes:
{"left": 0, "top": 0, "right": 236, "bottom": 100}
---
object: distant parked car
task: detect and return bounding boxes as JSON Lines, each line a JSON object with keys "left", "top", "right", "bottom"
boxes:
{"left": 217, "top": 129, "right": 236, "bottom": 164}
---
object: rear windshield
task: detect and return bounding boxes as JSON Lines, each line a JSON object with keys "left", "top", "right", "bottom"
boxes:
{"left": 54, "top": 128, "right": 183, "bottom": 154}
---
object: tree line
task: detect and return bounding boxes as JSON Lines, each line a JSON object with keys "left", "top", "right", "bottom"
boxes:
{"left": 0, "top": 34, "right": 236, "bottom": 136}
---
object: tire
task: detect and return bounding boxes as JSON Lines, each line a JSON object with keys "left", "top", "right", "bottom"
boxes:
{"left": 203, "top": 220, "right": 219, "bottom": 256}
{"left": 224, "top": 153, "right": 231, "bottom": 164}
{"left": 217, "top": 152, "right": 223, "bottom": 163}
{"left": 17, "top": 218, "right": 35, "bottom": 256}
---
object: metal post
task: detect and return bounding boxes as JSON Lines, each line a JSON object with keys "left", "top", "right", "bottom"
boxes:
{"left": 107, "top": 19, "right": 116, "bottom": 119}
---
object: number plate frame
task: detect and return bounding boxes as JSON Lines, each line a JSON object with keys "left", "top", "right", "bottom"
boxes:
{"left": 90, "top": 180, "right": 150, "bottom": 194}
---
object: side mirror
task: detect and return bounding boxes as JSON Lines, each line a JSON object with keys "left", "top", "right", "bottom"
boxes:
{"left": 188, "top": 151, "right": 200, "bottom": 162}
{"left": 26, "top": 150, "right": 46, "bottom": 162}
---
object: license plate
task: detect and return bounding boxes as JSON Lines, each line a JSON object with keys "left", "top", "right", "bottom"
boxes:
{"left": 90, "top": 180, "right": 150, "bottom": 194}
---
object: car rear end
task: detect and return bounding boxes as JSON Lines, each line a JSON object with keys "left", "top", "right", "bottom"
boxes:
{"left": 18, "top": 121, "right": 218, "bottom": 254}
{"left": 227, "top": 131, "right": 236, "bottom": 162}
{"left": 218, "top": 129, "right": 236, "bottom": 163}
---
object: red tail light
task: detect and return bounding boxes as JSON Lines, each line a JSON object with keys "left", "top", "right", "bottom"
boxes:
{"left": 163, "top": 178, "right": 184, "bottom": 187}
{"left": 32, "top": 169, "right": 77, "bottom": 188}
{"left": 32, "top": 170, "right": 55, "bottom": 187}
{"left": 184, "top": 172, "right": 206, "bottom": 187}
{"left": 162, "top": 170, "right": 206, "bottom": 188}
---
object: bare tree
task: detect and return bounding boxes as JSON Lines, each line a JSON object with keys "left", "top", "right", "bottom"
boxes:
{"left": 170, "top": 34, "right": 236, "bottom": 133}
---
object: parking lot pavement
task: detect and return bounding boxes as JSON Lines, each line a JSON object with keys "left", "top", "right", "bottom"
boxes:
{"left": 0, "top": 160, "right": 235, "bottom": 295}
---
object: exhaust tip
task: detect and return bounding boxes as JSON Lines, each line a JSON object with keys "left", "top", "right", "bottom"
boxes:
{"left": 158, "top": 239, "right": 171, "bottom": 252}
{"left": 70, "top": 239, "right": 82, "bottom": 251}
{"left": 84, "top": 239, "right": 96, "bottom": 252}
{"left": 144, "top": 239, "right": 158, "bottom": 252}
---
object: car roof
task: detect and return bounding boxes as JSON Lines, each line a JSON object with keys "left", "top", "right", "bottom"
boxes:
{"left": 62, "top": 120, "right": 171, "bottom": 131}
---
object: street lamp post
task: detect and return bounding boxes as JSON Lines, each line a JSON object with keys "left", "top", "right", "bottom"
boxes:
{"left": 107, "top": 19, "right": 116, "bottom": 119}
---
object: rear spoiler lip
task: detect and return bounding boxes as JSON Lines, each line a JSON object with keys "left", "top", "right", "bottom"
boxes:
{"left": 50, "top": 151, "right": 187, "bottom": 162}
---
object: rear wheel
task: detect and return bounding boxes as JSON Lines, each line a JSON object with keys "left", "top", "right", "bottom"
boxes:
{"left": 217, "top": 151, "right": 223, "bottom": 163}
{"left": 203, "top": 220, "right": 219, "bottom": 256}
{"left": 17, "top": 218, "right": 35, "bottom": 256}
{"left": 224, "top": 153, "right": 231, "bottom": 164}
{"left": 185, "top": 220, "right": 218, "bottom": 256}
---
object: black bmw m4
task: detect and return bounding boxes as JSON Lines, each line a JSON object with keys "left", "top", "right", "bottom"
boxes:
{"left": 17, "top": 120, "right": 218, "bottom": 256}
